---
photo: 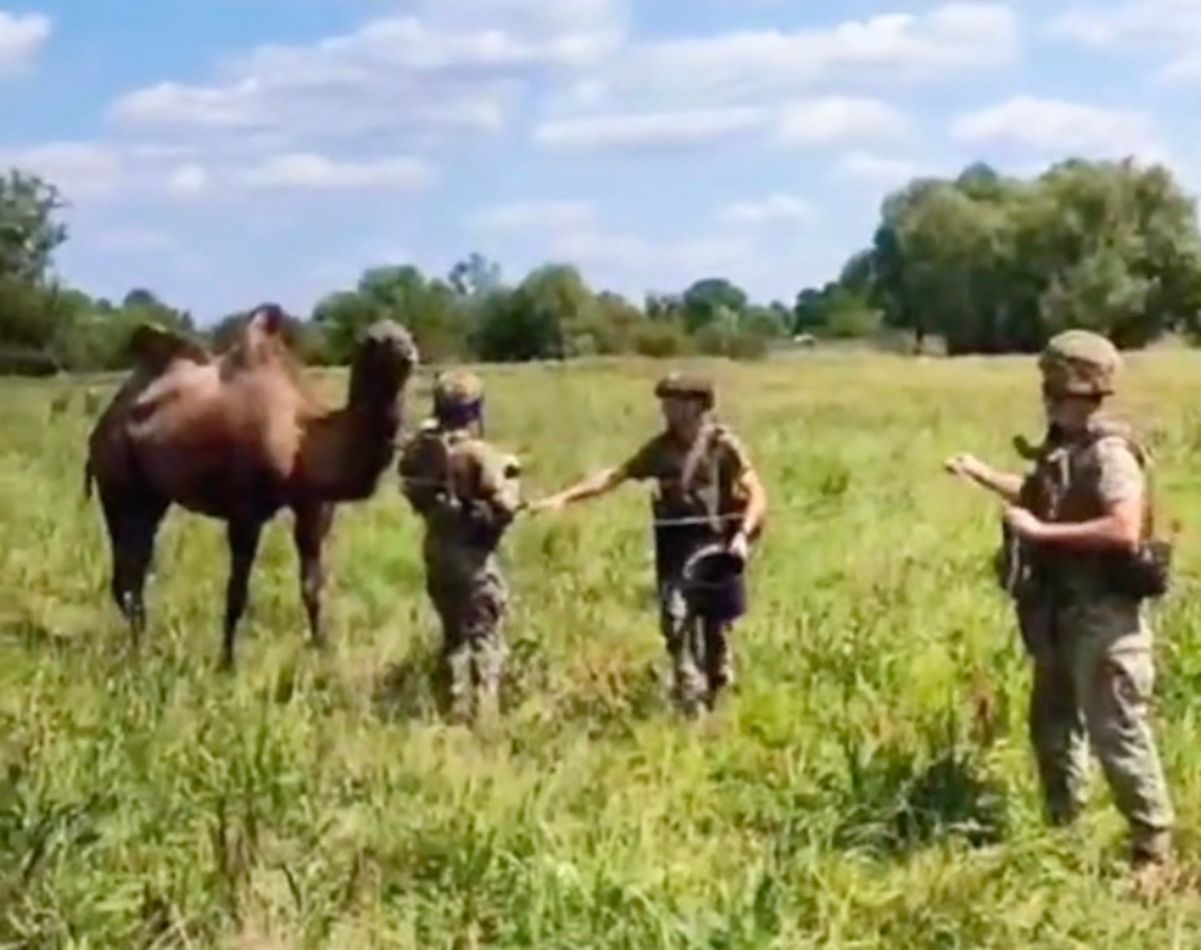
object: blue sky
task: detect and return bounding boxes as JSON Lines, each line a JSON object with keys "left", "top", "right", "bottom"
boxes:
{"left": 1, "top": 0, "right": 1199, "bottom": 323}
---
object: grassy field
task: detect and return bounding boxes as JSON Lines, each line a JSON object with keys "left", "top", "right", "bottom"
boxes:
{"left": 4, "top": 350, "right": 1201, "bottom": 947}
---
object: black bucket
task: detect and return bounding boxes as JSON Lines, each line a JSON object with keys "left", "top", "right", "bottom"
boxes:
{"left": 682, "top": 545, "right": 747, "bottom": 622}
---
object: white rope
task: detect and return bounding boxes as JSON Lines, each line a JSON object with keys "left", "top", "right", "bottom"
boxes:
{"left": 396, "top": 474, "right": 856, "bottom": 527}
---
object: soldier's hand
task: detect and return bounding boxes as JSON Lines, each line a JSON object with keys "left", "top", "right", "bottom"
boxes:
{"left": 1003, "top": 505, "right": 1043, "bottom": 540}
{"left": 530, "top": 495, "right": 567, "bottom": 515}
{"left": 945, "top": 453, "right": 985, "bottom": 482}
{"left": 728, "top": 531, "right": 750, "bottom": 563}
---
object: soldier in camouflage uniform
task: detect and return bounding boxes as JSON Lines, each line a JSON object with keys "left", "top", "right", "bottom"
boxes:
{"left": 946, "top": 330, "right": 1174, "bottom": 870}
{"left": 398, "top": 370, "right": 522, "bottom": 723}
{"left": 534, "top": 373, "right": 768, "bottom": 716}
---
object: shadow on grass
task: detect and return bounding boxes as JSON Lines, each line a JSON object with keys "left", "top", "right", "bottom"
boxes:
{"left": 832, "top": 738, "right": 1010, "bottom": 857}
{"left": 371, "top": 646, "right": 445, "bottom": 722}
{"left": 553, "top": 661, "right": 668, "bottom": 738}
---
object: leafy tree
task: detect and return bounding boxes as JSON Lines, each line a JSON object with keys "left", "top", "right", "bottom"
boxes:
{"left": 0, "top": 170, "right": 66, "bottom": 284}
{"left": 311, "top": 290, "right": 381, "bottom": 364}
{"left": 839, "top": 158, "right": 1201, "bottom": 353}
{"left": 474, "top": 264, "right": 597, "bottom": 362}
{"left": 449, "top": 253, "right": 502, "bottom": 298}
{"left": 681, "top": 278, "right": 747, "bottom": 334}
{"left": 740, "top": 304, "right": 789, "bottom": 340}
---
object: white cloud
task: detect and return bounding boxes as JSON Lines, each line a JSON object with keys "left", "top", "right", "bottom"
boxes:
{"left": 1049, "top": 2, "right": 1201, "bottom": 85}
{"left": 574, "top": 3, "right": 1016, "bottom": 112}
{"left": 167, "top": 163, "right": 208, "bottom": 197}
{"left": 0, "top": 142, "right": 123, "bottom": 199}
{"left": 1161, "top": 52, "right": 1201, "bottom": 83}
{"left": 776, "top": 97, "right": 908, "bottom": 147}
{"left": 469, "top": 199, "right": 596, "bottom": 232}
{"left": 129, "top": 143, "right": 196, "bottom": 161}
{"left": 234, "top": 152, "right": 435, "bottom": 191}
{"left": 0, "top": 10, "right": 50, "bottom": 75}
{"left": 113, "top": 80, "right": 262, "bottom": 130}
{"left": 835, "top": 150, "right": 934, "bottom": 188}
{"left": 558, "top": 228, "right": 756, "bottom": 279}
{"left": 535, "top": 107, "right": 769, "bottom": 150}
{"left": 109, "top": 2, "right": 626, "bottom": 148}
{"left": 534, "top": 96, "right": 905, "bottom": 153}
{"left": 92, "top": 228, "right": 175, "bottom": 253}
{"left": 951, "top": 96, "right": 1157, "bottom": 156}
{"left": 721, "top": 193, "right": 815, "bottom": 226}
{"left": 1049, "top": 1, "right": 1201, "bottom": 47}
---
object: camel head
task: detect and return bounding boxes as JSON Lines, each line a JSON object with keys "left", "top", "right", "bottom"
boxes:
{"left": 347, "top": 319, "right": 419, "bottom": 429}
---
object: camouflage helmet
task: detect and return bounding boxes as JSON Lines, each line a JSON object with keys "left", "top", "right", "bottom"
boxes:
{"left": 433, "top": 369, "right": 484, "bottom": 411}
{"left": 654, "top": 372, "right": 715, "bottom": 409}
{"left": 1038, "top": 330, "right": 1122, "bottom": 398}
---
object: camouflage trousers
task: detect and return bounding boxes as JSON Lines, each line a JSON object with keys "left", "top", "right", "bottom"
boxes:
{"left": 660, "top": 578, "right": 734, "bottom": 716}
{"left": 427, "top": 556, "right": 508, "bottom": 723}
{"left": 1018, "top": 595, "right": 1174, "bottom": 862}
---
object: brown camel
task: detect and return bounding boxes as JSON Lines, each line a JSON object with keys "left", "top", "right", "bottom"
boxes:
{"left": 84, "top": 303, "right": 418, "bottom": 668}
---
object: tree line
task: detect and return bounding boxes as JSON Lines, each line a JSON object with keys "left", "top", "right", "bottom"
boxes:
{"left": 4, "top": 156, "right": 1201, "bottom": 374}
{"left": 800, "top": 159, "right": 1201, "bottom": 353}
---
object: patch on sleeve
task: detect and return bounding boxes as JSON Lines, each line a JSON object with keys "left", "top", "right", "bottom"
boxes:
{"left": 1093, "top": 435, "right": 1145, "bottom": 506}
{"left": 715, "top": 426, "right": 754, "bottom": 478}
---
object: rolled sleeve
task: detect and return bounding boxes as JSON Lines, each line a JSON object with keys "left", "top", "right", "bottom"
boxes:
{"left": 1094, "top": 436, "right": 1144, "bottom": 507}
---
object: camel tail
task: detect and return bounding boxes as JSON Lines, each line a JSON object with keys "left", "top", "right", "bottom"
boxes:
{"left": 83, "top": 459, "right": 94, "bottom": 502}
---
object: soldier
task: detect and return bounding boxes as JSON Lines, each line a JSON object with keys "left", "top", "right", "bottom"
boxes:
{"left": 533, "top": 372, "right": 768, "bottom": 716}
{"left": 945, "top": 329, "right": 1174, "bottom": 874}
{"left": 398, "top": 370, "right": 522, "bottom": 723}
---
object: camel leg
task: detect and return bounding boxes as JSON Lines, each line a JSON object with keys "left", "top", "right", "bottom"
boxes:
{"left": 294, "top": 502, "right": 335, "bottom": 651}
{"left": 221, "top": 518, "right": 263, "bottom": 671}
{"left": 101, "top": 492, "right": 167, "bottom": 648}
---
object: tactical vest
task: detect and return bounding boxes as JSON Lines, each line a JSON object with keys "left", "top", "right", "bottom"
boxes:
{"left": 653, "top": 424, "right": 750, "bottom": 526}
{"left": 652, "top": 422, "right": 750, "bottom": 581}
{"left": 401, "top": 423, "right": 516, "bottom": 550}
{"left": 1006, "top": 416, "right": 1168, "bottom": 601}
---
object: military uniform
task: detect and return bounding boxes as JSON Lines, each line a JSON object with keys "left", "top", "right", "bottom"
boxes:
{"left": 619, "top": 375, "right": 759, "bottom": 713}
{"left": 398, "top": 371, "right": 521, "bottom": 722}
{"left": 1009, "top": 331, "right": 1173, "bottom": 864}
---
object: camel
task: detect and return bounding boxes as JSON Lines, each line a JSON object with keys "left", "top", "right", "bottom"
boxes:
{"left": 84, "top": 303, "right": 418, "bottom": 668}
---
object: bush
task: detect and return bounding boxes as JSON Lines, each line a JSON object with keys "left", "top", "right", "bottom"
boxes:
{"left": 633, "top": 322, "right": 690, "bottom": 358}
{"left": 0, "top": 344, "right": 59, "bottom": 376}
{"left": 824, "top": 299, "right": 883, "bottom": 339}
{"left": 694, "top": 324, "right": 769, "bottom": 360}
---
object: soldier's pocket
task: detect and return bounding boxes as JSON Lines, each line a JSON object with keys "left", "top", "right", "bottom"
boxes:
{"left": 1102, "top": 648, "right": 1155, "bottom": 726}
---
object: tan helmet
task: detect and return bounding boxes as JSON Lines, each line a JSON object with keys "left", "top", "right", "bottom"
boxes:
{"left": 1038, "top": 329, "right": 1122, "bottom": 398}
{"left": 433, "top": 369, "right": 484, "bottom": 409}
{"left": 654, "top": 371, "right": 715, "bottom": 409}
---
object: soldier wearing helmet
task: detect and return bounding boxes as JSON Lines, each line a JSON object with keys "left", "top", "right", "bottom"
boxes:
{"left": 946, "top": 330, "right": 1174, "bottom": 875}
{"left": 533, "top": 371, "right": 768, "bottom": 717}
{"left": 398, "top": 369, "right": 522, "bottom": 723}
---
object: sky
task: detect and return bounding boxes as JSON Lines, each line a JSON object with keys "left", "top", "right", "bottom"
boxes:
{"left": 1, "top": 0, "right": 1199, "bottom": 323}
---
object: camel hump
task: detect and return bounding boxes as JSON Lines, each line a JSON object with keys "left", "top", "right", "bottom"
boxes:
{"left": 221, "top": 303, "right": 300, "bottom": 378}
{"left": 130, "top": 323, "right": 211, "bottom": 374}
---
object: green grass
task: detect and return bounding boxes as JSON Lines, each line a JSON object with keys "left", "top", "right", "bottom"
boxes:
{"left": 4, "top": 351, "right": 1201, "bottom": 947}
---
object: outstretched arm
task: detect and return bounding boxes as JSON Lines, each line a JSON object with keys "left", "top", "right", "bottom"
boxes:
{"left": 945, "top": 453, "right": 1023, "bottom": 504}
{"left": 533, "top": 466, "right": 628, "bottom": 513}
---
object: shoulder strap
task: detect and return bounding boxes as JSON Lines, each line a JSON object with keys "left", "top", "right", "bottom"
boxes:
{"left": 678, "top": 421, "right": 723, "bottom": 531}
{"left": 1084, "top": 416, "right": 1157, "bottom": 541}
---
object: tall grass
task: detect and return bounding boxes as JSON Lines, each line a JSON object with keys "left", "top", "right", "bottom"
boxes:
{"left": 3, "top": 350, "right": 1201, "bottom": 947}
